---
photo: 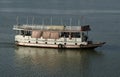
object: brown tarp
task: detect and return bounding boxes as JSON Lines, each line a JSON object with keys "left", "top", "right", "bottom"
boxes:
{"left": 50, "top": 32, "right": 59, "bottom": 39}
{"left": 32, "top": 30, "right": 60, "bottom": 39}
{"left": 42, "top": 31, "right": 51, "bottom": 39}
{"left": 31, "top": 30, "right": 42, "bottom": 38}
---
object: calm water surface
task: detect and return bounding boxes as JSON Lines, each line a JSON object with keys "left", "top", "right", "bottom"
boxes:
{"left": 0, "top": 0, "right": 120, "bottom": 77}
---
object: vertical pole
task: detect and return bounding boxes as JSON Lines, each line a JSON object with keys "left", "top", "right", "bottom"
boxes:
{"left": 16, "top": 16, "right": 20, "bottom": 35}
{"left": 32, "top": 16, "right": 35, "bottom": 25}
{"left": 42, "top": 18, "right": 44, "bottom": 29}
{"left": 87, "top": 31, "right": 89, "bottom": 41}
{"left": 16, "top": 16, "right": 19, "bottom": 25}
{"left": 81, "top": 16, "right": 85, "bottom": 25}
{"left": 42, "top": 18, "right": 44, "bottom": 25}
{"left": 70, "top": 18, "right": 72, "bottom": 30}
{"left": 61, "top": 17, "right": 63, "bottom": 25}
{"left": 78, "top": 19, "right": 80, "bottom": 26}
{"left": 50, "top": 16, "right": 53, "bottom": 25}
{"left": 81, "top": 31, "right": 83, "bottom": 42}
{"left": 26, "top": 16, "right": 28, "bottom": 25}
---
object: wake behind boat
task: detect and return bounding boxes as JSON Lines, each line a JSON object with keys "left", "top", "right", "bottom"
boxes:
{"left": 13, "top": 17, "right": 105, "bottom": 49}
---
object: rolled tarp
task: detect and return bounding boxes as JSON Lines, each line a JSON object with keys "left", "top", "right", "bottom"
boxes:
{"left": 31, "top": 30, "right": 42, "bottom": 38}
{"left": 50, "top": 32, "right": 59, "bottom": 39}
{"left": 42, "top": 31, "right": 51, "bottom": 39}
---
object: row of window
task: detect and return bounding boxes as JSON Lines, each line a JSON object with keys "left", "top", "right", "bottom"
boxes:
{"left": 19, "top": 30, "right": 82, "bottom": 38}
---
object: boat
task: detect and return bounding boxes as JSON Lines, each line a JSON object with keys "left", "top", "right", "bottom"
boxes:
{"left": 13, "top": 17, "right": 105, "bottom": 49}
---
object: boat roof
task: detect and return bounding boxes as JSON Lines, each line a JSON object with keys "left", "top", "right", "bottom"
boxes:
{"left": 13, "top": 24, "right": 91, "bottom": 32}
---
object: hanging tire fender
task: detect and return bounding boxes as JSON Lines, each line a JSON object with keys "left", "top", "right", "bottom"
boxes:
{"left": 58, "top": 44, "right": 63, "bottom": 48}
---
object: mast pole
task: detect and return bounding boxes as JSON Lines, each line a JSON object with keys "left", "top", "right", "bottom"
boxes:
{"left": 50, "top": 16, "right": 53, "bottom": 25}
{"left": 26, "top": 16, "right": 28, "bottom": 25}
{"left": 70, "top": 18, "right": 72, "bottom": 30}
{"left": 16, "top": 16, "right": 19, "bottom": 25}
{"left": 42, "top": 18, "right": 44, "bottom": 25}
{"left": 32, "top": 16, "right": 35, "bottom": 25}
{"left": 61, "top": 17, "right": 63, "bottom": 25}
{"left": 78, "top": 19, "right": 80, "bottom": 26}
{"left": 42, "top": 17, "right": 45, "bottom": 29}
{"left": 81, "top": 31, "right": 83, "bottom": 42}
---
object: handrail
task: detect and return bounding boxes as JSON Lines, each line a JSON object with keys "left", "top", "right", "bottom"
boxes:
{"left": 13, "top": 24, "right": 90, "bottom": 31}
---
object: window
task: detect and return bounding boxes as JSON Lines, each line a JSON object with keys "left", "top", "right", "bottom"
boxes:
{"left": 20, "top": 30, "right": 32, "bottom": 36}
{"left": 60, "top": 32, "right": 81, "bottom": 38}
{"left": 60, "top": 32, "right": 69, "bottom": 38}
{"left": 71, "top": 32, "right": 80, "bottom": 38}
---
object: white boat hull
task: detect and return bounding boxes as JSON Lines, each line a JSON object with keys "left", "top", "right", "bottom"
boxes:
{"left": 15, "top": 41, "right": 105, "bottom": 49}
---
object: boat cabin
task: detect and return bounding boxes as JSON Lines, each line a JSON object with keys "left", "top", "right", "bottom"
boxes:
{"left": 14, "top": 25, "right": 90, "bottom": 42}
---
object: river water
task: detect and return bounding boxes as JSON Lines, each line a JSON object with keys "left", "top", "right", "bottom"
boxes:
{"left": 0, "top": 0, "right": 120, "bottom": 77}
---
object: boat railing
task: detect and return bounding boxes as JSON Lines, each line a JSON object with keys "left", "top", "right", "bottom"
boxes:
{"left": 13, "top": 24, "right": 84, "bottom": 31}
{"left": 65, "top": 26, "right": 81, "bottom": 31}
{"left": 13, "top": 25, "right": 47, "bottom": 30}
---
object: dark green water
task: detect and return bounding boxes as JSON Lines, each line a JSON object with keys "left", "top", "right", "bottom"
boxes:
{"left": 0, "top": 0, "right": 120, "bottom": 77}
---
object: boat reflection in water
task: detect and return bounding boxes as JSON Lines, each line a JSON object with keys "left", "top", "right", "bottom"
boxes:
{"left": 14, "top": 46, "right": 103, "bottom": 77}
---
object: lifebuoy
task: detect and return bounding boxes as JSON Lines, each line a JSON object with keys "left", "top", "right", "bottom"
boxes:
{"left": 80, "top": 44, "right": 83, "bottom": 47}
{"left": 58, "top": 44, "right": 63, "bottom": 48}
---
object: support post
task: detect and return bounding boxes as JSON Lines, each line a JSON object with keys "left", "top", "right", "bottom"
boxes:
{"left": 61, "top": 17, "right": 63, "bottom": 25}
{"left": 81, "top": 31, "right": 83, "bottom": 42}
{"left": 78, "top": 19, "right": 80, "bottom": 26}
{"left": 32, "top": 16, "right": 35, "bottom": 25}
{"left": 16, "top": 16, "right": 19, "bottom": 25}
{"left": 26, "top": 16, "right": 28, "bottom": 24}
{"left": 70, "top": 18, "right": 72, "bottom": 30}
{"left": 50, "top": 16, "right": 53, "bottom": 25}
